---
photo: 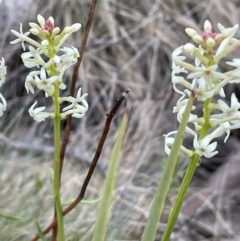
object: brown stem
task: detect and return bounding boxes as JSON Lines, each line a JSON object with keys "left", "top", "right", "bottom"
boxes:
{"left": 30, "top": 90, "right": 130, "bottom": 241}
{"left": 59, "top": 0, "right": 98, "bottom": 195}
{"left": 51, "top": 0, "right": 99, "bottom": 240}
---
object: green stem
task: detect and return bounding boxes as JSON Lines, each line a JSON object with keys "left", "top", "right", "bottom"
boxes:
{"left": 53, "top": 81, "right": 65, "bottom": 241}
{"left": 160, "top": 153, "right": 200, "bottom": 241}
{"left": 161, "top": 97, "right": 212, "bottom": 241}
{"left": 141, "top": 94, "right": 195, "bottom": 241}
{"left": 199, "top": 98, "right": 211, "bottom": 139}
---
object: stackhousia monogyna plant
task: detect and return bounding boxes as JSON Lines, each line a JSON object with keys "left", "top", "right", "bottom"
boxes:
{"left": 142, "top": 20, "right": 240, "bottom": 241}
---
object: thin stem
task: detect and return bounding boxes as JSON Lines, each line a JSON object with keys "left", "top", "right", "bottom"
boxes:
{"left": 199, "top": 98, "right": 211, "bottom": 139}
{"left": 161, "top": 97, "right": 211, "bottom": 240}
{"left": 141, "top": 92, "right": 195, "bottom": 241}
{"left": 30, "top": 90, "right": 129, "bottom": 241}
{"left": 160, "top": 153, "right": 200, "bottom": 241}
{"left": 53, "top": 82, "right": 65, "bottom": 241}
{"left": 59, "top": 0, "right": 98, "bottom": 192}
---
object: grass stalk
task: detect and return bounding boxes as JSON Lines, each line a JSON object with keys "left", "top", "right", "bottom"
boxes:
{"left": 160, "top": 153, "right": 199, "bottom": 240}
{"left": 141, "top": 92, "right": 195, "bottom": 241}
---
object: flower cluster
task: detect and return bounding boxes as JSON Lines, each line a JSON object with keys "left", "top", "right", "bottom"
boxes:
{"left": 10, "top": 15, "right": 88, "bottom": 122}
{"left": 165, "top": 20, "right": 240, "bottom": 158}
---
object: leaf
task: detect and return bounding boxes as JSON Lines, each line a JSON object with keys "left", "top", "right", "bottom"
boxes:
{"left": 91, "top": 112, "right": 128, "bottom": 241}
{"left": 35, "top": 220, "right": 47, "bottom": 241}
{"left": 0, "top": 211, "right": 21, "bottom": 220}
{"left": 62, "top": 197, "right": 102, "bottom": 206}
{"left": 141, "top": 93, "right": 194, "bottom": 241}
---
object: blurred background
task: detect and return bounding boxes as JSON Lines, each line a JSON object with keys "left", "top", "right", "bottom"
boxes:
{"left": 0, "top": 0, "right": 240, "bottom": 240}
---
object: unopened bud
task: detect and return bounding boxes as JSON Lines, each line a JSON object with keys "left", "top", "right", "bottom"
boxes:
{"left": 185, "top": 28, "right": 197, "bottom": 38}
{"left": 193, "top": 35, "right": 204, "bottom": 45}
{"left": 206, "top": 38, "right": 215, "bottom": 48}
{"left": 37, "top": 14, "right": 45, "bottom": 27}
{"left": 52, "top": 27, "right": 60, "bottom": 35}
{"left": 41, "top": 40, "right": 49, "bottom": 46}
{"left": 222, "top": 28, "right": 233, "bottom": 37}
{"left": 183, "top": 43, "right": 195, "bottom": 53}
{"left": 204, "top": 20, "right": 212, "bottom": 31}
{"left": 29, "top": 23, "right": 39, "bottom": 29}
{"left": 30, "top": 28, "right": 40, "bottom": 35}
{"left": 71, "top": 23, "right": 81, "bottom": 32}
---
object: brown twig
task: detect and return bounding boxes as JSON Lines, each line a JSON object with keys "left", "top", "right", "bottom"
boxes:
{"left": 59, "top": 0, "right": 98, "bottom": 196}
{"left": 51, "top": 0, "right": 99, "bottom": 240}
{"left": 30, "top": 89, "right": 130, "bottom": 241}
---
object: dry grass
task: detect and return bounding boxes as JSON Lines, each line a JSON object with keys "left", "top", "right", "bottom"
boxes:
{"left": 0, "top": 0, "right": 240, "bottom": 240}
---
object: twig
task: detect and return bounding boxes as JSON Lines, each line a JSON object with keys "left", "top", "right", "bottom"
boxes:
{"left": 30, "top": 89, "right": 130, "bottom": 241}
{"left": 59, "top": 0, "right": 98, "bottom": 195}
{"left": 51, "top": 0, "right": 99, "bottom": 239}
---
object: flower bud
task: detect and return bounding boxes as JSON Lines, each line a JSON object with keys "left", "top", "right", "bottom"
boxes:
{"left": 206, "top": 38, "right": 215, "bottom": 48}
{"left": 192, "top": 35, "right": 204, "bottom": 45}
{"left": 52, "top": 27, "right": 60, "bottom": 35}
{"left": 41, "top": 39, "right": 49, "bottom": 46}
{"left": 222, "top": 28, "right": 234, "bottom": 37}
{"left": 30, "top": 28, "right": 40, "bottom": 35}
{"left": 204, "top": 20, "right": 212, "bottom": 31}
{"left": 183, "top": 43, "right": 195, "bottom": 53}
{"left": 37, "top": 14, "right": 45, "bottom": 27}
{"left": 185, "top": 28, "right": 197, "bottom": 38}
{"left": 29, "top": 22, "right": 40, "bottom": 29}
{"left": 71, "top": 23, "right": 81, "bottom": 32}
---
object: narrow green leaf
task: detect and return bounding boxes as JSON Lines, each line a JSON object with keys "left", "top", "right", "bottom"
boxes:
{"left": 35, "top": 220, "right": 47, "bottom": 241}
{"left": 141, "top": 94, "right": 194, "bottom": 241}
{"left": 62, "top": 197, "right": 102, "bottom": 206}
{"left": 91, "top": 113, "right": 128, "bottom": 241}
{"left": 0, "top": 211, "right": 21, "bottom": 220}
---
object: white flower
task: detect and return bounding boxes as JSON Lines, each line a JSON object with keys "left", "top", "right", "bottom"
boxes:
{"left": 171, "top": 75, "right": 190, "bottom": 96}
{"left": 71, "top": 103, "right": 88, "bottom": 118}
{"left": 211, "top": 93, "right": 240, "bottom": 119}
{"left": 60, "top": 88, "right": 88, "bottom": 111}
{"left": 54, "top": 23, "right": 81, "bottom": 50}
{"left": 34, "top": 67, "right": 58, "bottom": 96}
{"left": 210, "top": 122, "right": 230, "bottom": 143}
{"left": 193, "top": 134, "right": 218, "bottom": 158}
{"left": 21, "top": 46, "right": 45, "bottom": 68}
{"left": 173, "top": 95, "right": 198, "bottom": 123}
{"left": 10, "top": 23, "right": 43, "bottom": 51}
{"left": 172, "top": 46, "right": 186, "bottom": 61}
{"left": 60, "top": 47, "right": 79, "bottom": 66}
{"left": 164, "top": 131, "right": 177, "bottom": 155}
{"left": 194, "top": 78, "right": 215, "bottom": 101}
{"left": 164, "top": 130, "right": 193, "bottom": 157}
{"left": 226, "top": 58, "right": 240, "bottom": 68}
{"left": 172, "top": 62, "right": 188, "bottom": 75}
{"left": 25, "top": 70, "right": 41, "bottom": 94}
{"left": 0, "top": 58, "right": 7, "bottom": 87}
{"left": 0, "top": 94, "right": 7, "bottom": 116}
{"left": 44, "top": 55, "right": 61, "bottom": 70}
{"left": 187, "top": 65, "right": 226, "bottom": 88}
{"left": 59, "top": 88, "right": 88, "bottom": 119}
{"left": 29, "top": 101, "right": 50, "bottom": 122}
{"left": 215, "top": 24, "right": 239, "bottom": 56}
{"left": 10, "top": 23, "right": 30, "bottom": 50}
{"left": 60, "top": 103, "right": 88, "bottom": 119}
